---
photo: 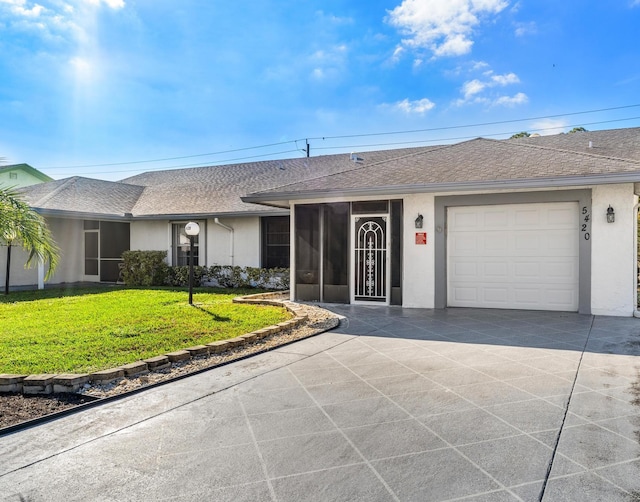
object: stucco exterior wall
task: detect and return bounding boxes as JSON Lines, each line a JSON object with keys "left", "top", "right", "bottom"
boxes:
{"left": 290, "top": 184, "right": 639, "bottom": 316}
{"left": 0, "top": 217, "right": 84, "bottom": 289}
{"left": 590, "top": 184, "right": 637, "bottom": 316}
{"left": 207, "top": 217, "right": 261, "bottom": 267}
{"left": 130, "top": 217, "right": 262, "bottom": 268}
{"left": 130, "top": 220, "right": 170, "bottom": 256}
{"left": 0, "top": 245, "right": 38, "bottom": 288}
{"left": 402, "top": 194, "right": 436, "bottom": 308}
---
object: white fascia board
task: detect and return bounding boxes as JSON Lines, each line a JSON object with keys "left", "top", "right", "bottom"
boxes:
{"left": 243, "top": 172, "right": 640, "bottom": 205}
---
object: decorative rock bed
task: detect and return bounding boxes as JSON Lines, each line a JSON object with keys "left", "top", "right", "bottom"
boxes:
{"left": 0, "top": 292, "right": 333, "bottom": 396}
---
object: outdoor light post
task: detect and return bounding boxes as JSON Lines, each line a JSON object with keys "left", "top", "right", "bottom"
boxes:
{"left": 185, "top": 222, "right": 200, "bottom": 305}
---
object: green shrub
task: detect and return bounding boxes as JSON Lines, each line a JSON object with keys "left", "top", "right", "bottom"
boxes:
{"left": 121, "top": 250, "right": 169, "bottom": 286}
{"left": 205, "top": 265, "right": 289, "bottom": 290}
{"left": 165, "top": 265, "right": 207, "bottom": 287}
{"left": 121, "top": 258, "right": 290, "bottom": 289}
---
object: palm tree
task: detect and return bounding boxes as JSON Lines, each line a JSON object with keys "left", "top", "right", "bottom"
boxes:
{"left": 0, "top": 187, "right": 60, "bottom": 294}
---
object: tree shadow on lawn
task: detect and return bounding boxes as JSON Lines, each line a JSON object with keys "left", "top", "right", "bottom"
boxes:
{"left": 0, "top": 285, "right": 124, "bottom": 303}
{"left": 193, "top": 304, "right": 231, "bottom": 322}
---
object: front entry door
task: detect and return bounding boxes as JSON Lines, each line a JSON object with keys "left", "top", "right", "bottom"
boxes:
{"left": 352, "top": 215, "right": 390, "bottom": 304}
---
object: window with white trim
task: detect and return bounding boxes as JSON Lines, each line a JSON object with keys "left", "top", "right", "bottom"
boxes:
{"left": 171, "top": 222, "right": 203, "bottom": 266}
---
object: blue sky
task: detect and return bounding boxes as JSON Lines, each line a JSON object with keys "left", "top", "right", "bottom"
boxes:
{"left": 1, "top": 0, "right": 639, "bottom": 181}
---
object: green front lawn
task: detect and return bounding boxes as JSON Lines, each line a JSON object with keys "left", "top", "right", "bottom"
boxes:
{"left": 0, "top": 287, "right": 290, "bottom": 375}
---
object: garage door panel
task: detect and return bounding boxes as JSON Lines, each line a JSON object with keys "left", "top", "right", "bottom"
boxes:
{"left": 451, "top": 211, "right": 478, "bottom": 229}
{"left": 483, "top": 210, "right": 509, "bottom": 227}
{"left": 484, "top": 262, "right": 509, "bottom": 278}
{"left": 514, "top": 209, "right": 540, "bottom": 226}
{"left": 453, "top": 261, "right": 478, "bottom": 278}
{"left": 514, "top": 262, "right": 540, "bottom": 279}
{"left": 548, "top": 207, "right": 577, "bottom": 226}
{"left": 485, "top": 235, "right": 509, "bottom": 251}
{"left": 452, "top": 287, "right": 478, "bottom": 302}
{"left": 543, "top": 260, "right": 577, "bottom": 279}
{"left": 483, "top": 288, "right": 509, "bottom": 303}
{"left": 514, "top": 234, "right": 541, "bottom": 252}
{"left": 447, "top": 202, "right": 579, "bottom": 311}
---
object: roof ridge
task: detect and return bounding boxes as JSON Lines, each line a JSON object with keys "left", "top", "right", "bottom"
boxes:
{"left": 32, "top": 176, "right": 79, "bottom": 207}
{"left": 494, "top": 137, "right": 640, "bottom": 165}
{"left": 256, "top": 144, "right": 453, "bottom": 193}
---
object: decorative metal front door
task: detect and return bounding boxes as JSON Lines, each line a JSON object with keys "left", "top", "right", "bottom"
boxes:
{"left": 353, "top": 216, "right": 389, "bottom": 303}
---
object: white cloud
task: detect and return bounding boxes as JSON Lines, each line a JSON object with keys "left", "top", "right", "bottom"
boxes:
{"left": 491, "top": 72, "right": 519, "bottom": 85}
{"left": 494, "top": 92, "right": 527, "bottom": 106}
{"left": 308, "top": 44, "right": 348, "bottom": 82}
{"left": 0, "top": 0, "right": 45, "bottom": 17}
{"left": 315, "top": 10, "right": 353, "bottom": 25}
{"left": 103, "top": 0, "right": 125, "bottom": 8}
{"left": 514, "top": 21, "right": 536, "bottom": 36}
{"left": 462, "top": 79, "right": 486, "bottom": 98}
{"left": 472, "top": 60, "right": 490, "bottom": 70}
{"left": 457, "top": 70, "right": 522, "bottom": 105}
{"left": 85, "top": 0, "right": 125, "bottom": 8}
{"left": 388, "top": 44, "right": 404, "bottom": 64}
{"left": 530, "top": 119, "right": 569, "bottom": 135}
{"left": 392, "top": 97, "right": 436, "bottom": 114}
{"left": 387, "top": 0, "right": 508, "bottom": 58}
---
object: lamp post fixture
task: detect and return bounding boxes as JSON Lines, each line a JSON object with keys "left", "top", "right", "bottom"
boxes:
{"left": 185, "top": 222, "right": 200, "bottom": 305}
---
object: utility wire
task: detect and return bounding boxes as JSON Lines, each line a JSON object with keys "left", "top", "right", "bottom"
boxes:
{"left": 42, "top": 140, "right": 299, "bottom": 170}
{"left": 311, "top": 116, "right": 640, "bottom": 151}
{"left": 308, "top": 103, "right": 640, "bottom": 140}
{"left": 47, "top": 114, "right": 640, "bottom": 177}
{"left": 47, "top": 149, "right": 302, "bottom": 177}
{"left": 41, "top": 103, "right": 640, "bottom": 175}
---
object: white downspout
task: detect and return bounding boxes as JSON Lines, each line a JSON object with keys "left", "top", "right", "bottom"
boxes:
{"left": 634, "top": 203, "right": 640, "bottom": 317}
{"left": 214, "top": 218, "right": 234, "bottom": 266}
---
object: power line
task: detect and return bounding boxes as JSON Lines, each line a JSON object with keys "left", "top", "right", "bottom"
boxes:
{"left": 308, "top": 103, "right": 640, "bottom": 141}
{"left": 48, "top": 114, "right": 640, "bottom": 177}
{"left": 311, "top": 116, "right": 640, "bottom": 151}
{"left": 42, "top": 103, "right": 640, "bottom": 175}
{"left": 47, "top": 149, "right": 302, "bottom": 177}
{"left": 41, "top": 140, "right": 299, "bottom": 170}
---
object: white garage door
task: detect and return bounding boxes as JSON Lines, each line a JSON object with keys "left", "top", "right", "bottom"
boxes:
{"left": 447, "top": 202, "right": 579, "bottom": 311}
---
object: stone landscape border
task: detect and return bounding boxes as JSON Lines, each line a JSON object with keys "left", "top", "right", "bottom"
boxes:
{"left": 0, "top": 292, "right": 307, "bottom": 396}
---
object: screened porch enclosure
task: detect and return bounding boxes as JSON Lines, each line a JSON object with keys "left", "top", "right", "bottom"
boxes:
{"left": 294, "top": 201, "right": 402, "bottom": 305}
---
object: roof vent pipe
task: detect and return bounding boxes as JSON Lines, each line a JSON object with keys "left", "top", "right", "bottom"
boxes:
{"left": 588, "top": 141, "right": 593, "bottom": 148}
{"left": 214, "top": 218, "right": 234, "bottom": 266}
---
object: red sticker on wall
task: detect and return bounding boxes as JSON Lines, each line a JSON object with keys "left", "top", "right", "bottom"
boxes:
{"left": 415, "top": 232, "right": 427, "bottom": 245}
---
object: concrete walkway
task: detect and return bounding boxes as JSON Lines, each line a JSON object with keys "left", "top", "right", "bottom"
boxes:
{"left": 1, "top": 307, "right": 639, "bottom": 501}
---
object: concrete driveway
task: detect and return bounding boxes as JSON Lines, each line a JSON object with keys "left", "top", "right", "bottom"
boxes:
{"left": 1, "top": 307, "right": 639, "bottom": 501}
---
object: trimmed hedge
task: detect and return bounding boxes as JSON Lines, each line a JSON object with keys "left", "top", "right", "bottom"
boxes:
{"left": 204, "top": 265, "right": 289, "bottom": 290}
{"left": 121, "top": 250, "right": 289, "bottom": 290}
{"left": 121, "top": 251, "right": 169, "bottom": 286}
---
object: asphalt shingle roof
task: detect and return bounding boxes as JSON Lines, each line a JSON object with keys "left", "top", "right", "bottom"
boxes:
{"left": 244, "top": 128, "right": 640, "bottom": 202}
{"left": 20, "top": 177, "right": 145, "bottom": 217}
{"left": 16, "top": 126, "right": 640, "bottom": 218}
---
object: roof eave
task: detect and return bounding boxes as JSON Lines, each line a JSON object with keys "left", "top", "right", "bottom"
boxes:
{"left": 35, "top": 208, "right": 133, "bottom": 221}
{"left": 131, "top": 208, "right": 290, "bottom": 220}
{"left": 35, "top": 207, "right": 290, "bottom": 221}
{"left": 242, "top": 172, "right": 640, "bottom": 205}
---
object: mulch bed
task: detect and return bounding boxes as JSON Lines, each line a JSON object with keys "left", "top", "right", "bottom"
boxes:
{"left": 0, "top": 393, "right": 98, "bottom": 429}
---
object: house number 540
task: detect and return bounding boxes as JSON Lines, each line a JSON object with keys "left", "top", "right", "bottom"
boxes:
{"left": 581, "top": 206, "right": 590, "bottom": 240}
